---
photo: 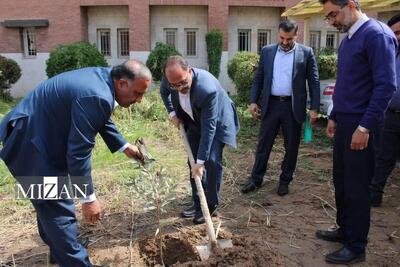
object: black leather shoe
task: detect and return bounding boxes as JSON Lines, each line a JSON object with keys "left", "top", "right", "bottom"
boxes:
{"left": 193, "top": 206, "right": 218, "bottom": 225}
{"left": 316, "top": 229, "right": 344, "bottom": 243}
{"left": 325, "top": 246, "right": 365, "bottom": 264}
{"left": 277, "top": 183, "right": 289, "bottom": 196}
{"left": 181, "top": 206, "right": 197, "bottom": 218}
{"left": 370, "top": 191, "right": 383, "bottom": 207}
{"left": 241, "top": 182, "right": 261, "bottom": 194}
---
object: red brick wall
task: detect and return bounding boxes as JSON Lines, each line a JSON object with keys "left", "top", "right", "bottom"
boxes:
{"left": 129, "top": 0, "right": 150, "bottom": 51}
{"left": 0, "top": 0, "right": 307, "bottom": 53}
{"left": 0, "top": 0, "right": 87, "bottom": 52}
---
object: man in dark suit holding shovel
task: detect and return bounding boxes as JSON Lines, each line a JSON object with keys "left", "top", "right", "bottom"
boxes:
{"left": 160, "top": 55, "right": 239, "bottom": 224}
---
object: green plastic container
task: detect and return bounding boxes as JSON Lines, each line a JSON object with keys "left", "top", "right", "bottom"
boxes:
{"left": 304, "top": 114, "right": 313, "bottom": 143}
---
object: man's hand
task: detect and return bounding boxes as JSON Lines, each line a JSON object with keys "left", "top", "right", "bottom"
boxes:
{"left": 351, "top": 128, "right": 369, "bottom": 150}
{"left": 326, "top": 119, "right": 336, "bottom": 138}
{"left": 249, "top": 103, "right": 260, "bottom": 119}
{"left": 123, "top": 144, "right": 144, "bottom": 164}
{"left": 192, "top": 163, "right": 205, "bottom": 179}
{"left": 170, "top": 116, "right": 181, "bottom": 128}
{"left": 82, "top": 199, "right": 102, "bottom": 224}
{"left": 309, "top": 110, "right": 318, "bottom": 124}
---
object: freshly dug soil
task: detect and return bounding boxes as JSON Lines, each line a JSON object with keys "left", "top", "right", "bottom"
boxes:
{"left": 178, "top": 236, "right": 284, "bottom": 267}
{"left": 139, "top": 233, "right": 199, "bottom": 266}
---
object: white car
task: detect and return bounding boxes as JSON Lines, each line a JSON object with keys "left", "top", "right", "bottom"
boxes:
{"left": 319, "top": 79, "right": 335, "bottom": 116}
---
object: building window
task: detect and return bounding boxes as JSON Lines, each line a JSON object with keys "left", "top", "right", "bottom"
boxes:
{"left": 309, "top": 31, "right": 321, "bottom": 51}
{"left": 118, "top": 29, "right": 129, "bottom": 58}
{"left": 97, "top": 29, "right": 111, "bottom": 57}
{"left": 23, "top": 28, "right": 37, "bottom": 57}
{"left": 326, "top": 31, "right": 338, "bottom": 49}
{"left": 257, "top": 29, "right": 271, "bottom": 53}
{"left": 238, "top": 29, "right": 251, "bottom": 52}
{"left": 164, "top": 28, "right": 177, "bottom": 49}
{"left": 185, "top": 29, "right": 197, "bottom": 56}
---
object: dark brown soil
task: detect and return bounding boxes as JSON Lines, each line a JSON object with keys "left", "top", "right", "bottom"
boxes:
{"left": 178, "top": 236, "right": 284, "bottom": 267}
{"left": 139, "top": 233, "right": 199, "bottom": 266}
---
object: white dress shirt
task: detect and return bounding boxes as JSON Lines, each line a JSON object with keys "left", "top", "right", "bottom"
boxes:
{"left": 348, "top": 14, "right": 369, "bottom": 39}
{"left": 169, "top": 92, "right": 205, "bottom": 165}
{"left": 271, "top": 44, "right": 296, "bottom": 96}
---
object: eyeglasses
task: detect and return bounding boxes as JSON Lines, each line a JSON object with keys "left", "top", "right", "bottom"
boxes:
{"left": 324, "top": 6, "right": 345, "bottom": 23}
{"left": 170, "top": 70, "right": 190, "bottom": 90}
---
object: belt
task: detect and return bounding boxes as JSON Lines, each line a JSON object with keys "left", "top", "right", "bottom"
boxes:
{"left": 270, "top": 95, "right": 291, "bottom": 101}
{"left": 388, "top": 107, "right": 400, "bottom": 113}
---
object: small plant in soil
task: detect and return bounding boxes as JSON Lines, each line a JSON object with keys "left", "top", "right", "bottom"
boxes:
{"left": 129, "top": 138, "right": 178, "bottom": 266}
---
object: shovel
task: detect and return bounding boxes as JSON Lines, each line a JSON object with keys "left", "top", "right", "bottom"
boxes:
{"left": 179, "top": 125, "right": 233, "bottom": 260}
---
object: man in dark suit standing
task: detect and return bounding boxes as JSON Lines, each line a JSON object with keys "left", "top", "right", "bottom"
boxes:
{"left": 242, "top": 19, "right": 320, "bottom": 196}
{"left": 160, "top": 56, "right": 239, "bottom": 225}
{"left": 0, "top": 60, "right": 151, "bottom": 267}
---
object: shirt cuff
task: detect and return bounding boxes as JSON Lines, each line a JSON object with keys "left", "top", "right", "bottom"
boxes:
{"left": 169, "top": 111, "right": 177, "bottom": 118}
{"left": 118, "top": 143, "right": 130, "bottom": 153}
{"left": 357, "top": 125, "right": 370, "bottom": 133}
{"left": 196, "top": 159, "right": 205, "bottom": 165}
{"left": 80, "top": 193, "right": 96, "bottom": 204}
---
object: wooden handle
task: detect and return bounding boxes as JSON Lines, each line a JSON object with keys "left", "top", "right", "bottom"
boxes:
{"left": 179, "top": 125, "right": 218, "bottom": 247}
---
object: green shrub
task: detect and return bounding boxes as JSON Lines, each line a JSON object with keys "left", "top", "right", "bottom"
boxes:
{"left": 227, "top": 52, "right": 259, "bottom": 104}
{"left": 0, "top": 55, "right": 21, "bottom": 101}
{"left": 206, "top": 28, "right": 223, "bottom": 78}
{"left": 317, "top": 54, "right": 337, "bottom": 80}
{"left": 146, "top": 42, "right": 181, "bottom": 81}
{"left": 131, "top": 87, "right": 168, "bottom": 122}
{"left": 46, "top": 41, "right": 108, "bottom": 78}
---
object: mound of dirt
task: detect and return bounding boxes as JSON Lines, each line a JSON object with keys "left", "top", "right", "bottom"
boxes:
{"left": 178, "top": 236, "right": 284, "bottom": 267}
{"left": 139, "top": 233, "right": 199, "bottom": 266}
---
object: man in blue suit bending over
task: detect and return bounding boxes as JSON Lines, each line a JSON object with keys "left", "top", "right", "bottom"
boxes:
{"left": 160, "top": 56, "right": 239, "bottom": 225}
{"left": 0, "top": 60, "right": 152, "bottom": 266}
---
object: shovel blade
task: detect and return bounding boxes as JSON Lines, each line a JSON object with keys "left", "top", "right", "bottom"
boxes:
{"left": 195, "top": 239, "right": 233, "bottom": 261}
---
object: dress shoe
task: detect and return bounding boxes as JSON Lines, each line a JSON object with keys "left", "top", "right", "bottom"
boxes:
{"left": 370, "top": 191, "right": 383, "bottom": 207}
{"left": 277, "top": 183, "right": 289, "bottom": 196}
{"left": 316, "top": 228, "right": 344, "bottom": 243}
{"left": 193, "top": 206, "right": 218, "bottom": 225}
{"left": 325, "top": 246, "right": 365, "bottom": 264}
{"left": 181, "top": 205, "right": 198, "bottom": 218}
{"left": 241, "top": 182, "right": 261, "bottom": 194}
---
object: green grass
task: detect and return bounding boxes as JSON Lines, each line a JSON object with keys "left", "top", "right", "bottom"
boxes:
{"left": 0, "top": 90, "right": 187, "bottom": 216}
{"left": 0, "top": 90, "right": 333, "bottom": 220}
{"left": 0, "top": 98, "right": 19, "bottom": 117}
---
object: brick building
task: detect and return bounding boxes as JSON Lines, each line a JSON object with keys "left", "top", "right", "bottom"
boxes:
{"left": 0, "top": 0, "right": 394, "bottom": 96}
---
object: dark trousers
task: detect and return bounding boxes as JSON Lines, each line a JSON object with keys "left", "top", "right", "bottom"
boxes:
{"left": 186, "top": 122, "right": 225, "bottom": 210}
{"left": 333, "top": 121, "right": 375, "bottom": 254}
{"left": 251, "top": 99, "right": 302, "bottom": 185}
{"left": 33, "top": 199, "right": 92, "bottom": 267}
{"left": 371, "top": 109, "right": 400, "bottom": 193}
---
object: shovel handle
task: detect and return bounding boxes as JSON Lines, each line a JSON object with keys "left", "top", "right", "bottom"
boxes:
{"left": 179, "top": 125, "right": 218, "bottom": 248}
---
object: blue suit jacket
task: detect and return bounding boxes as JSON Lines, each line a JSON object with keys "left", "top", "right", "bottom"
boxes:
{"left": 250, "top": 43, "right": 320, "bottom": 123}
{"left": 0, "top": 67, "right": 126, "bottom": 194}
{"left": 160, "top": 68, "right": 239, "bottom": 161}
